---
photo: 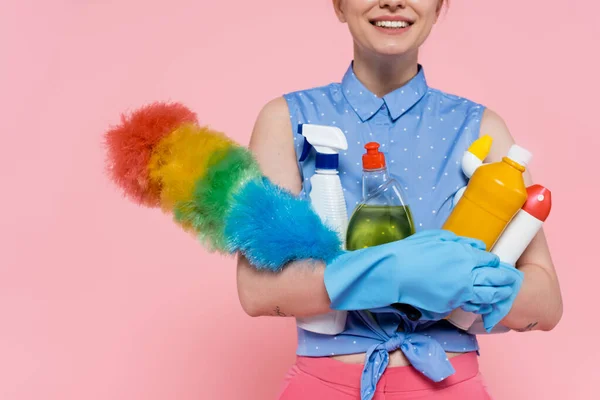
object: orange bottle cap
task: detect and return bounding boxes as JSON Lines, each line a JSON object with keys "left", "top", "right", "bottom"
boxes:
{"left": 363, "top": 142, "right": 386, "bottom": 169}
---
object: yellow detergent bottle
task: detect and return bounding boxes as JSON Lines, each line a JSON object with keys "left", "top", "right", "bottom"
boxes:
{"left": 442, "top": 139, "right": 532, "bottom": 250}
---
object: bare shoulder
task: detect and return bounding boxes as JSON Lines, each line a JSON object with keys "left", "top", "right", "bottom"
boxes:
{"left": 249, "top": 96, "right": 302, "bottom": 194}
{"left": 255, "top": 96, "right": 291, "bottom": 126}
{"left": 250, "top": 97, "right": 292, "bottom": 153}
{"left": 480, "top": 108, "right": 515, "bottom": 158}
{"left": 479, "top": 107, "right": 534, "bottom": 185}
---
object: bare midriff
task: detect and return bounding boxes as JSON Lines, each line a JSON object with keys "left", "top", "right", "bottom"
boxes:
{"left": 331, "top": 349, "right": 465, "bottom": 367}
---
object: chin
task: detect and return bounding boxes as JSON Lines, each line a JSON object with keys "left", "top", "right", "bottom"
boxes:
{"left": 371, "top": 42, "right": 415, "bottom": 57}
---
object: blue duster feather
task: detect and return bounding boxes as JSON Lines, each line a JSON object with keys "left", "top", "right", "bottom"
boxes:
{"left": 225, "top": 177, "right": 344, "bottom": 271}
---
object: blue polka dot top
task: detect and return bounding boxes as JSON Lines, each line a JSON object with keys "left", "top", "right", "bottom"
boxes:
{"left": 283, "top": 62, "right": 485, "bottom": 399}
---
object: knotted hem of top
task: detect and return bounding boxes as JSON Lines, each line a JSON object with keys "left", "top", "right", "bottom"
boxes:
{"left": 295, "top": 344, "right": 479, "bottom": 396}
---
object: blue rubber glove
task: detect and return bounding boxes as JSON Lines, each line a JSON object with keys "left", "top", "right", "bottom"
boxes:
{"left": 324, "top": 230, "right": 521, "bottom": 320}
{"left": 460, "top": 262, "right": 524, "bottom": 331}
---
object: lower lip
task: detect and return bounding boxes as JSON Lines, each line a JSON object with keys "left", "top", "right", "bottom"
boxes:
{"left": 372, "top": 24, "right": 412, "bottom": 35}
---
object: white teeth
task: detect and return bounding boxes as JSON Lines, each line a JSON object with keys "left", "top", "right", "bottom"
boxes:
{"left": 375, "top": 20, "right": 410, "bottom": 28}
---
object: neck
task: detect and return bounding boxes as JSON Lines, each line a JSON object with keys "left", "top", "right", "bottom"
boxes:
{"left": 352, "top": 45, "right": 419, "bottom": 98}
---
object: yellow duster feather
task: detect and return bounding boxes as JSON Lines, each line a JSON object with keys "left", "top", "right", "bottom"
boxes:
{"left": 147, "top": 123, "right": 234, "bottom": 212}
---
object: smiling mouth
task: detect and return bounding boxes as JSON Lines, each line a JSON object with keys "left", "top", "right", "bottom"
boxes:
{"left": 370, "top": 20, "right": 413, "bottom": 29}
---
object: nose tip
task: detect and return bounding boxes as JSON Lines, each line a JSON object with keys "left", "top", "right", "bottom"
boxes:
{"left": 380, "top": 0, "right": 407, "bottom": 10}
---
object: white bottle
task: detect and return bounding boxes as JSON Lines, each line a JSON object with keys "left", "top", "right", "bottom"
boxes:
{"left": 448, "top": 184, "right": 551, "bottom": 331}
{"left": 295, "top": 123, "right": 349, "bottom": 335}
{"left": 447, "top": 137, "right": 551, "bottom": 332}
{"left": 452, "top": 135, "right": 492, "bottom": 208}
{"left": 490, "top": 184, "right": 551, "bottom": 266}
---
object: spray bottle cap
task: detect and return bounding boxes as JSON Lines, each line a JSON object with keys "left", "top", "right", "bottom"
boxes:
{"left": 298, "top": 124, "right": 348, "bottom": 170}
{"left": 362, "top": 142, "right": 386, "bottom": 170}
{"left": 507, "top": 144, "right": 533, "bottom": 168}
{"left": 522, "top": 184, "right": 552, "bottom": 221}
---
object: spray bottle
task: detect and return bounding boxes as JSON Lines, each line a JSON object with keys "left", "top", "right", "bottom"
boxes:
{"left": 295, "top": 123, "right": 349, "bottom": 335}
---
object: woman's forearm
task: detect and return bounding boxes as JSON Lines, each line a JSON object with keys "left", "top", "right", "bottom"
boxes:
{"left": 500, "top": 262, "right": 563, "bottom": 332}
{"left": 237, "top": 97, "right": 334, "bottom": 318}
{"left": 236, "top": 255, "right": 333, "bottom": 318}
{"left": 477, "top": 110, "right": 563, "bottom": 332}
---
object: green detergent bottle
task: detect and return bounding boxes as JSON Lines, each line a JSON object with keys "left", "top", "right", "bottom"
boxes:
{"left": 346, "top": 142, "right": 416, "bottom": 250}
{"left": 346, "top": 142, "right": 420, "bottom": 320}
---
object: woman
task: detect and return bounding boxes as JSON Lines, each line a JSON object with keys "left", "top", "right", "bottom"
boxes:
{"left": 237, "top": 1, "right": 563, "bottom": 399}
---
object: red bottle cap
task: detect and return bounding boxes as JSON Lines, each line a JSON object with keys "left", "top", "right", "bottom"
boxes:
{"left": 522, "top": 184, "right": 552, "bottom": 222}
{"left": 363, "top": 142, "right": 386, "bottom": 170}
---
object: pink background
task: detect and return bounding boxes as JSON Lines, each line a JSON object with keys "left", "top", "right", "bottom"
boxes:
{"left": 1, "top": 0, "right": 598, "bottom": 399}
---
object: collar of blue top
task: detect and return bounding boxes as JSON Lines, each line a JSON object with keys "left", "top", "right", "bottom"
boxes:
{"left": 341, "top": 61, "right": 429, "bottom": 122}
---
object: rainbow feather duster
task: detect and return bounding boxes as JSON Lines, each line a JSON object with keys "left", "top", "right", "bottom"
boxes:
{"left": 104, "top": 102, "right": 343, "bottom": 270}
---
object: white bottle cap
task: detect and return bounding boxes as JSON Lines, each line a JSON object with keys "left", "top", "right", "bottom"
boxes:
{"left": 507, "top": 144, "right": 532, "bottom": 168}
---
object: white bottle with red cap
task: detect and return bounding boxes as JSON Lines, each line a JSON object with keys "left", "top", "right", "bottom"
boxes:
{"left": 449, "top": 184, "right": 553, "bottom": 332}
{"left": 490, "top": 184, "right": 552, "bottom": 265}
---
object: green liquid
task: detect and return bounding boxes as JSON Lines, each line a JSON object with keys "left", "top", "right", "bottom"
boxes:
{"left": 346, "top": 205, "right": 416, "bottom": 251}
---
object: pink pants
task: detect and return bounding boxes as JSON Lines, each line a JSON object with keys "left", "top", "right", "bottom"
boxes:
{"left": 277, "top": 352, "right": 493, "bottom": 399}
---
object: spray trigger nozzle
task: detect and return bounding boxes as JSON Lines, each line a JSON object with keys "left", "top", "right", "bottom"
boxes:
{"left": 298, "top": 125, "right": 313, "bottom": 162}
{"left": 297, "top": 124, "right": 348, "bottom": 168}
